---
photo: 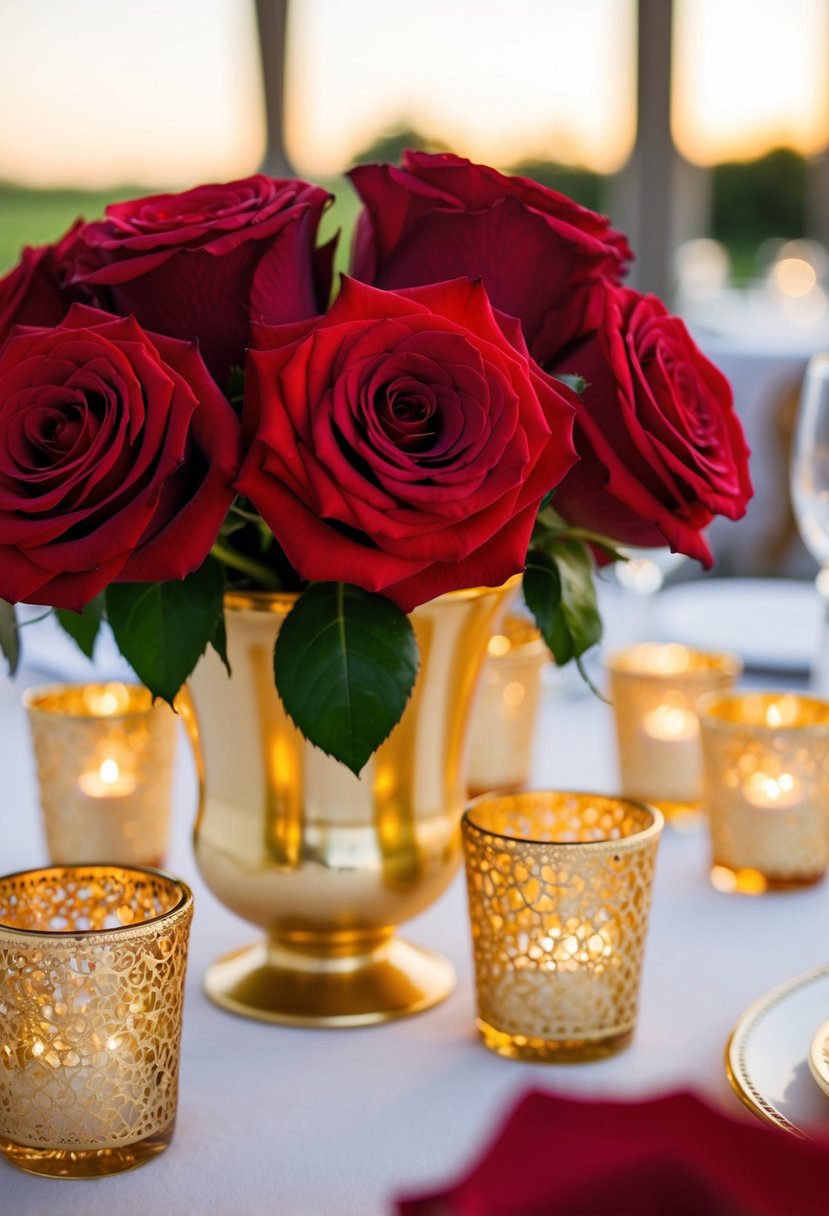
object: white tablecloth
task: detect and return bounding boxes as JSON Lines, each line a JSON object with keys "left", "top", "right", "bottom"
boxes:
{"left": 0, "top": 618, "right": 825, "bottom": 1216}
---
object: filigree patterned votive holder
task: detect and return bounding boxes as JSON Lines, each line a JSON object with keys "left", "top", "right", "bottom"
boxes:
{"left": 468, "top": 615, "right": 550, "bottom": 797}
{"left": 24, "top": 682, "right": 178, "bottom": 867}
{"left": 607, "top": 643, "right": 742, "bottom": 822}
{"left": 0, "top": 865, "right": 193, "bottom": 1177}
{"left": 698, "top": 691, "right": 829, "bottom": 894}
{"left": 461, "top": 791, "right": 663, "bottom": 1063}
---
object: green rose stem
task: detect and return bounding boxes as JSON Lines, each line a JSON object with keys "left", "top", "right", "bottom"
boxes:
{"left": 532, "top": 506, "right": 626, "bottom": 561}
{"left": 210, "top": 541, "right": 283, "bottom": 590}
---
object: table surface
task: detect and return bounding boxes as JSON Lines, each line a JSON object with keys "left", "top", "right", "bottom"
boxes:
{"left": 2, "top": 592, "right": 828, "bottom": 1216}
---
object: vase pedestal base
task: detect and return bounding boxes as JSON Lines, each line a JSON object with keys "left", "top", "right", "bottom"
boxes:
{"left": 203, "top": 935, "right": 456, "bottom": 1027}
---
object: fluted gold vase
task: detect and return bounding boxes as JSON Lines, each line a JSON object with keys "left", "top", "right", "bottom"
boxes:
{"left": 186, "top": 579, "right": 517, "bottom": 1027}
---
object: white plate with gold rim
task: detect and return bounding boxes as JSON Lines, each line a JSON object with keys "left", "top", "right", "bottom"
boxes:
{"left": 726, "top": 963, "right": 829, "bottom": 1137}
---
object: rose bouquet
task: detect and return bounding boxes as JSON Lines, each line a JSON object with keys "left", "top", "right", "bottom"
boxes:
{"left": 0, "top": 153, "right": 752, "bottom": 773}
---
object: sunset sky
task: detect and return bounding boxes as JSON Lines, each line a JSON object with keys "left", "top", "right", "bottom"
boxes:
{"left": 0, "top": 0, "right": 825, "bottom": 189}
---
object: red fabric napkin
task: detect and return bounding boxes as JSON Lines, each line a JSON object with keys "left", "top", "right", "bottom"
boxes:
{"left": 395, "top": 1089, "right": 829, "bottom": 1216}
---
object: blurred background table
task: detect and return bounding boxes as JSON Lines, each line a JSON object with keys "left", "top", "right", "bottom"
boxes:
{"left": 689, "top": 313, "right": 829, "bottom": 580}
{"left": 2, "top": 582, "right": 829, "bottom": 1216}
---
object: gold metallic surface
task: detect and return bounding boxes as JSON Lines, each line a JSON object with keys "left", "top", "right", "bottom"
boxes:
{"left": 699, "top": 691, "right": 829, "bottom": 890}
{"left": 187, "top": 579, "right": 518, "bottom": 1026}
{"left": 467, "top": 614, "right": 550, "bottom": 797}
{"left": 24, "top": 683, "right": 178, "bottom": 867}
{"left": 0, "top": 865, "right": 193, "bottom": 1178}
{"left": 607, "top": 644, "right": 742, "bottom": 819}
{"left": 462, "top": 791, "right": 662, "bottom": 1062}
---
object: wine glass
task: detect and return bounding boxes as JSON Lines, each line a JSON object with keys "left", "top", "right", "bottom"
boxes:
{"left": 790, "top": 352, "right": 829, "bottom": 691}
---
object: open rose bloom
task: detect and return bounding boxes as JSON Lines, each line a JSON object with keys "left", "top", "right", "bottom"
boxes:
{"left": 0, "top": 153, "right": 752, "bottom": 771}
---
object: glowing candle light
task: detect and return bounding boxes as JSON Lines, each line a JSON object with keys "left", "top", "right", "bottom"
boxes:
{"left": 82, "top": 681, "right": 131, "bottom": 717}
{"left": 468, "top": 616, "right": 549, "bottom": 797}
{"left": 462, "top": 791, "right": 663, "bottom": 1062}
{"left": 608, "top": 644, "right": 741, "bottom": 819}
{"left": 77, "top": 755, "right": 139, "bottom": 799}
{"left": 699, "top": 691, "right": 829, "bottom": 892}
{"left": 0, "top": 865, "right": 193, "bottom": 1178}
{"left": 742, "top": 770, "right": 800, "bottom": 810}
{"left": 643, "top": 702, "right": 700, "bottom": 742}
{"left": 24, "top": 683, "right": 177, "bottom": 867}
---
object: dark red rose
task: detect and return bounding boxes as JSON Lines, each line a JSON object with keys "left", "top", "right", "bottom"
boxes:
{"left": 236, "top": 277, "right": 578, "bottom": 611}
{"left": 0, "top": 303, "right": 241, "bottom": 611}
{"left": 0, "top": 223, "right": 100, "bottom": 350}
{"left": 552, "top": 284, "right": 752, "bottom": 564}
{"left": 348, "top": 151, "right": 631, "bottom": 366}
{"left": 70, "top": 175, "right": 334, "bottom": 388}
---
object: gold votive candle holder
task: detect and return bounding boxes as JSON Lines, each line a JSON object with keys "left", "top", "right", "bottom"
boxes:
{"left": 461, "top": 791, "right": 663, "bottom": 1063}
{"left": 24, "top": 682, "right": 178, "bottom": 867}
{"left": 607, "top": 643, "right": 742, "bottom": 821}
{"left": 0, "top": 865, "right": 193, "bottom": 1178}
{"left": 698, "top": 691, "right": 829, "bottom": 893}
{"left": 468, "top": 615, "right": 550, "bottom": 797}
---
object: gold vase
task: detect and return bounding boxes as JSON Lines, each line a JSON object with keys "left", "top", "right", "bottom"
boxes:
{"left": 186, "top": 578, "right": 518, "bottom": 1027}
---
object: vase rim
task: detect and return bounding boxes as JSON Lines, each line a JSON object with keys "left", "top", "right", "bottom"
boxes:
{"left": 224, "top": 573, "right": 522, "bottom": 614}
{"left": 224, "top": 590, "right": 300, "bottom": 612}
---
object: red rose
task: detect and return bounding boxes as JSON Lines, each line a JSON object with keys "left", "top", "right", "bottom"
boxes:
{"left": 552, "top": 285, "right": 752, "bottom": 563}
{"left": 0, "top": 223, "right": 97, "bottom": 350}
{"left": 0, "top": 304, "right": 241, "bottom": 611}
{"left": 71, "top": 175, "right": 334, "bottom": 387}
{"left": 348, "top": 151, "right": 631, "bottom": 366}
{"left": 236, "top": 277, "right": 578, "bottom": 611}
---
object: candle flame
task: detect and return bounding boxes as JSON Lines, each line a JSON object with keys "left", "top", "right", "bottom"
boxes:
{"left": 643, "top": 701, "right": 699, "bottom": 741}
{"left": 763, "top": 695, "right": 800, "bottom": 728}
{"left": 99, "top": 758, "right": 121, "bottom": 786}
{"left": 744, "top": 770, "right": 799, "bottom": 808}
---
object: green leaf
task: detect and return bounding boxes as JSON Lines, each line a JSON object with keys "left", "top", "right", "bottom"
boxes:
{"left": 524, "top": 539, "right": 602, "bottom": 664}
{"left": 56, "top": 596, "right": 104, "bottom": 660}
{"left": 105, "top": 557, "right": 225, "bottom": 704}
{"left": 553, "top": 538, "right": 603, "bottom": 657}
{"left": 0, "top": 600, "right": 19, "bottom": 676}
{"left": 524, "top": 550, "right": 574, "bottom": 664}
{"left": 553, "top": 372, "right": 589, "bottom": 396}
{"left": 274, "top": 582, "right": 419, "bottom": 776}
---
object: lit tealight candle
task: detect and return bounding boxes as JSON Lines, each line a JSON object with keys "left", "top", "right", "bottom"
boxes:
{"left": 742, "top": 769, "right": 800, "bottom": 810}
{"left": 468, "top": 615, "right": 550, "bottom": 797}
{"left": 643, "top": 701, "right": 700, "bottom": 742}
{"left": 77, "top": 755, "right": 138, "bottom": 799}
{"left": 699, "top": 691, "right": 829, "bottom": 891}
{"left": 24, "top": 682, "right": 177, "bottom": 867}
{"left": 0, "top": 865, "right": 193, "bottom": 1178}
{"left": 462, "top": 791, "right": 663, "bottom": 1062}
{"left": 607, "top": 644, "right": 741, "bottom": 819}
